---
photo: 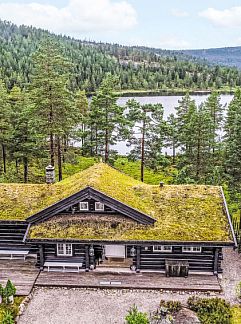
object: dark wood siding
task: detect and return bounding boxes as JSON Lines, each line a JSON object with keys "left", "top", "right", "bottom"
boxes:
{"left": 132, "top": 245, "right": 223, "bottom": 273}
{"left": 37, "top": 243, "right": 86, "bottom": 268}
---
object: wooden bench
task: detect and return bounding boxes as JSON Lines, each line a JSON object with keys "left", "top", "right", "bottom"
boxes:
{"left": 44, "top": 261, "right": 83, "bottom": 272}
{"left": 0, "top": 249, "right": 29, "bottom": 260}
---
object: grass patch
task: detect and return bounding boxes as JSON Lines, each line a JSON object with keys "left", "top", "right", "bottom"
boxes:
{"left": 114, "top": 158, "right": 177, "bottom": 184}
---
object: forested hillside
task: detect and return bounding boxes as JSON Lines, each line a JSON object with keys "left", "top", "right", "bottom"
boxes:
{"left": 182, "top": 47, "right": 241, "bottom": 69}
{"left": 1, "top": 20, "right": 241, "bottom": 92}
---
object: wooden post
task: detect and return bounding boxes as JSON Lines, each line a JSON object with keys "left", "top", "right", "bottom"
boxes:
{"left": 213, "top": 248, "right": 219, "bottom": 275}
{"left": 39, "top": 244, "right": 44, "bottom": 271}
{"left": 85, "top": 245, "right": 90, "bottom": 272}
{"left": 136, "top": 246, "right": 141, "bottom": 273}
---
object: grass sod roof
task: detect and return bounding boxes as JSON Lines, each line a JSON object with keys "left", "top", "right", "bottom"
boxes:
{"left": 18, "top": 163, "right": 232, "bottom": 243}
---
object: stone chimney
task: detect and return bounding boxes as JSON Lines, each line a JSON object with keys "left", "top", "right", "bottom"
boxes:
{"left": 46, "top": 165, "right": 55, "bottom": 184}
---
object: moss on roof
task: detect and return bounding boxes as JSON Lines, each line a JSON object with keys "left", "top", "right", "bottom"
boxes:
{"left": 0, "top": 163, "right": 232, "bottom": 242}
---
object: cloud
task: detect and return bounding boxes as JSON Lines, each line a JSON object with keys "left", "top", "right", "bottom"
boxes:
{"left": 199, "top": 7, "right": 241, "bottom": 28}
{"left": 171, "top": 9, "right": 189, "bottom": 18}
{"left": 157, "top": 36, "right": 190, "bottom": 50}
{"left": 0, "top": 0, "right": 137, "bottom": 34}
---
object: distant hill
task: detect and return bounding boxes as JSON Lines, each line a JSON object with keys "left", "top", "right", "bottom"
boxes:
{"left": 180, "top": 47, "right": 241, "bottom": 69}
{"left": 0, "top": 20, "right": 241, "bottom": 92}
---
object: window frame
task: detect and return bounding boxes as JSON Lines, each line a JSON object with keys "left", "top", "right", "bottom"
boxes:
{"left": 79, "top": 201, "right": 89, "bottom": 211}
{"left": 153, "top": 245, "right": 172, "bottom": 253}
{"left": 182, "top": 246, "right": 202, "bottom": 253}
{"left": 95, "top": 201, "right": 105, "bottom": 211}
{"left": 57, "top": 243, "right": 73, "bottom": 256}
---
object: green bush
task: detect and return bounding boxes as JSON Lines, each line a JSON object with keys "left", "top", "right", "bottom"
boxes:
{"left": 159, "top": 300, "right": 182, "bottom": 314}
{"left": 188, "top": 297, "right": 232, "bottom": 324}
{"left": 3, "top": 280, "right": 16, "bottom": 304}
{"left": 125, "top": 305, "right": 149, "bottom": 324}
{"left": 2, "top": 310, "right": 14, "bottom": 324}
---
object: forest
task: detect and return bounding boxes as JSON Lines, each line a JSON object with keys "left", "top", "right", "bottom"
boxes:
{"left": 1, "top": 23, "right": 241, "bottom": 225}
{"left": 1, "top": 20, "right": 241, "bottom": 92}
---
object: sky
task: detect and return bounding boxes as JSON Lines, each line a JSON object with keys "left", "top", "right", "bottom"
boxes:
{"left": 0, "top": 0, "right": 241, "bottom": 50}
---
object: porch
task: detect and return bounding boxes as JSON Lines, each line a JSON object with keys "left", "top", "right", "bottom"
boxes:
{"left": 35, "top": 271, "right": 221, "bottom": 292}
{"left": 0, "top": 258, "right": 40, "bottom": 296}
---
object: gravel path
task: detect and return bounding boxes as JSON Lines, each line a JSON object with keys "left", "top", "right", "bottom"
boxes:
{"left": 17, "top": 248, "right": 241, "bottom": 324}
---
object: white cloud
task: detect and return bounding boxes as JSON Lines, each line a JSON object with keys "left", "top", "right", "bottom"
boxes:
{"left": 0, "top": 0, "right": 137, "bottom": 34}
{"left": 157, "top": 36, "right": 190, "bottom": 50}
{"left": 171, "top": 9, "right": 189, "bottom": 18}
{"left": 199, "top": 7, "right": 241, "bottom": 28}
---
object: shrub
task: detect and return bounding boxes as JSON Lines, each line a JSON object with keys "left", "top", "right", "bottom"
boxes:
{"left": 187, "top": 297, "right": 232, "bottom": 324}
{"left": 3, "top": 280, "right": 16, "bottom": 304}
{"left": 2, "top": 310, "right": 14, "bottom": 324}
{"left": 159, "top": 300, "right": 182, "bottom": 314}
{"left": 125, "top": 305, "right": 149, "bottom": 324}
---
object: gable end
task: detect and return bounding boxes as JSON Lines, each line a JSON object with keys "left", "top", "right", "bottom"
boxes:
{"left": 26, "top": 187, "right": 156, "bottom": 225}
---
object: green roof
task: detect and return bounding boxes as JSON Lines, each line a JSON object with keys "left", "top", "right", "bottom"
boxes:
{"left": 0, "top": 163, "right": 233, "bottom": 242}
{"left": 19, "top": 164, "right": 232, "bottom": 242}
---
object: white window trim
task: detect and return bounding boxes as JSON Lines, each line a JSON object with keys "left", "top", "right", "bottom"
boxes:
{"left": 182, "top": 246, "right": 202, "bottom": 253}
{"left": 79, "top": 201, "right": 89, "bottom": 211}
{"left": 95, "top": 201, "right": 104, "bottom": 211}
{"left": 153, "top": 245, "right": 172, "bottom": 252}
{"left": 57, "top": 243, "right": 73, "bottom": 256}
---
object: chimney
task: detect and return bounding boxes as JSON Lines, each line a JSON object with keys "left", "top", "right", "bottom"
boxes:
{"left": 159, "top": 182, "right": 164, "bottom": 188}
{"left": 46, "top": 165, "right": 55, "bottom": 184}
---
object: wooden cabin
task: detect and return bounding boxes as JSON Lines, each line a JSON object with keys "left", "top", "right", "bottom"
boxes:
{"left": 0, "top": 163, "right": 236, "bottom": 276}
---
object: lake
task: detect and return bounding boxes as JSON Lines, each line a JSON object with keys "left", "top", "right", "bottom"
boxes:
{"left": 114, "top": 94, "right": 233, "bottom": 155}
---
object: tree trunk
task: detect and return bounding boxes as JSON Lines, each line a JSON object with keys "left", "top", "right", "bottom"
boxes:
{"left": 23, "top": 157, "right": 28, "bottom": 183}
{"left": 95, "top": 125, "right": 98, "bottom": 156}
{"left": 105, "top": 128, "right": 109, "bottom": 162}
{"left": 196, "top": 127, "right": 201, "bottom": 178}
{"left": 57, "top": 136, "right": 62, "bottom": 181}
{"left": 15, "top": 159, "right": 19, "bottom": 174}
{"left": 172, "top": 140, "right": 176, "bottom": 164}
{"left": 50, "top": 132, "right": 55, "bottom": 166}
{"left": 2, "top": 144, "right": 6, "bottom": 173}
{"left": 141, "top": 120, "right": 146, "bottom": 182}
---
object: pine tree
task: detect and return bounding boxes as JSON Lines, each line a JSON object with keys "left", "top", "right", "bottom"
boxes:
{"left": 126, "top": 99, "right": 166, "bottom": 181}
{"left": 74, "top": 90, "right": 89, "bottom": 152}
{"left": 165, "top": 113, "right": 178, "bottom": 164}
{"left": 0, "top": 80, "right": 11, "bottom": 173}
{"left": 9, "top": 86, "right": 44, "bottom": 182}
{"left": 88, "top": 74, "right": 126, "bottom": 162}
{"left": 30, "top": 37, "right": 75, "bottom": 181}
{"left": 224, "top": 89, "right": 241, "bottom": 190}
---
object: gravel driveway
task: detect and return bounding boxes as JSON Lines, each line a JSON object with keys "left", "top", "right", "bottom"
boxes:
{"left": 17, "top": 248, "right": 241, "bottom": 324}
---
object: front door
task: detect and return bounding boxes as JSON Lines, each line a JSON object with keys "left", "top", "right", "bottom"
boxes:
{"left": 105, "top": 245, "right": 126, "bottom": 258}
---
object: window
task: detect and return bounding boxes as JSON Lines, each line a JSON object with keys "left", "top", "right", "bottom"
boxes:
{"left": 182, "top": 246, "right": 202, "bottom": 253}
{"left": 79, "top": 202, "right": 89, "bottom": 211}
{"left": 95, "top": 202, "right": 104, "bottom": 211}
{"left": 57, "top": 243, "right": 73, "bottom": 256}
{"left": 153, "top": 245, "right": 172, "bottom": 252}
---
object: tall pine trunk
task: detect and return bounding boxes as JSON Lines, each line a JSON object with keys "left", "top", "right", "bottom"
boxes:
{"left": 23, "top": 157, "right": 28, "bottom": 183}
{"left": 105, "top": 128, "right": 109, "bottom": 162}
{"left": 50, "top": 132, "right": 55, "bottom": 166}
{"left": 2, "top": 144, "right": 6, "bottom": 173}
{"left": 57, "top": 136, "right": 62, "bottom": 181}
{"left": 172, "top": 140, "right": 176, "bottom": 164}
{"left": 141, "top": 119, "right": 146, "bottom": 182}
